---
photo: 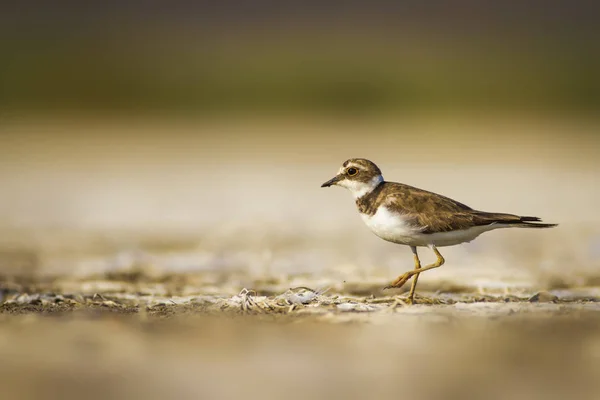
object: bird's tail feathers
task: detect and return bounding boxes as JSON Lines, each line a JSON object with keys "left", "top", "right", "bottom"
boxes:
{"left": 513, "top": 216, "right": 557, "bottom": 228}
{"left": 475, "top": 212, "right": 558, "bottom": 229}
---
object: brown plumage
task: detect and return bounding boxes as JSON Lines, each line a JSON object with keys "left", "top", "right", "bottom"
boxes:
{"left": 356, "top": 181, "right": 557, "bottom": 234}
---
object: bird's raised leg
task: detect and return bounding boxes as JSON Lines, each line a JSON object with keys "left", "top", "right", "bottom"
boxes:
{"left": 406, "top": 246, "right": 421, "bottom": 304}
{"left": 384, "top": 245, "right": 445, "bottom": 294}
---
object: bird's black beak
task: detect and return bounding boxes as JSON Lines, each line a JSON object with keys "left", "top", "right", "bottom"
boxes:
{"left": 321, "top": 175, "right": 342, "bottom": 187}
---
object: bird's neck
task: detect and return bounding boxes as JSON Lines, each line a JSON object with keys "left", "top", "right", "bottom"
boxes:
{"left": 350, "top": 175, "right": 384, "bottom": 199}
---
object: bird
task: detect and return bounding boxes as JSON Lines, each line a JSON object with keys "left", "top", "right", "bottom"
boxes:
{"left": 321, "top": 158, "right": 557, "bottom": 304}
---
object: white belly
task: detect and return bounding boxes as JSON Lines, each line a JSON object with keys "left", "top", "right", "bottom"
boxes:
{"left": 360, "top": 206, "right": 422, "bottom": 245}
{"left": 360, "top": 206, "right": 504, "bottom": 247}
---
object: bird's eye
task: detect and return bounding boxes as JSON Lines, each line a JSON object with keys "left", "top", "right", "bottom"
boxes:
{"left": 347, "top": 167, "right": 358, "bottom": 176}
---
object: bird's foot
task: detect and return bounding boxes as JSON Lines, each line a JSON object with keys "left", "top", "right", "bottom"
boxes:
{"left": 383, "top": 271, "right": 415, "bottom": 291}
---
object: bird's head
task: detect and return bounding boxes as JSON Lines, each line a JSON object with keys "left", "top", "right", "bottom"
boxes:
{"left": 321, "top": 158, "right": 384, "bottom": 199}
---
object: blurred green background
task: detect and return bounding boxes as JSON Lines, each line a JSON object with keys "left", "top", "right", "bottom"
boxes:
{"left": 0, "top": 1, "right": 598, "bottom": 282}
{"left": 1, "top": 1, "right": 599, "bottom": 116}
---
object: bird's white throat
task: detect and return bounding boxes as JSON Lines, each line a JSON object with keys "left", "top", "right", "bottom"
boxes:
{"left": 338, "top": 175, "right": 384, "bottom": 199}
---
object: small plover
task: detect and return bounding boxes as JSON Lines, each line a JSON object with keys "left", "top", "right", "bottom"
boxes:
{"left": 321, "top": 158, "right": 557, "bottom": 303}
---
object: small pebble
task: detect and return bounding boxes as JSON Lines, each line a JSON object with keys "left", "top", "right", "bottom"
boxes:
{"left": 528, "top": 292, "right": 558, "bottom": 303}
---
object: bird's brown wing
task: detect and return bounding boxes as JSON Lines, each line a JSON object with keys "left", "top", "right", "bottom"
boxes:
{"left": 382, "top": 183, "right": 524, "bottom": 234}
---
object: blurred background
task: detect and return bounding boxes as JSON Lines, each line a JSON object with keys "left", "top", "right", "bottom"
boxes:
{"left": 0, "top": 0, "right": 598, "bottom": 285}
{"left": 1, "top": 2, "right": 600, "bottom": 399}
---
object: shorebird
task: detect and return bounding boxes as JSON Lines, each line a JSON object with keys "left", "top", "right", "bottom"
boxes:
{"left": 321, "top": 158, "right": 557, "bottom": 304}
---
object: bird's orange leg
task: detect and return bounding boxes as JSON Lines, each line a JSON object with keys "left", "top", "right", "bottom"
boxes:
{"left": 384, "top": 245, "right": 445, "bottom": 301}
{"left": 407, "top": 246, "right": 422, "bottom": 304}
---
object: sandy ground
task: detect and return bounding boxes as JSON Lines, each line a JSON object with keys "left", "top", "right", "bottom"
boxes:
{"left": 0, "top": 116, "right": 599, "bottom": 399}
{"left": 2, "top": 273, "right": 600, "bottom": 400}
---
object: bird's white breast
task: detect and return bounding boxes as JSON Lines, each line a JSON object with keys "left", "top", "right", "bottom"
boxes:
{"left": 360, "top": 206, "right": 421, "bottom": 245}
